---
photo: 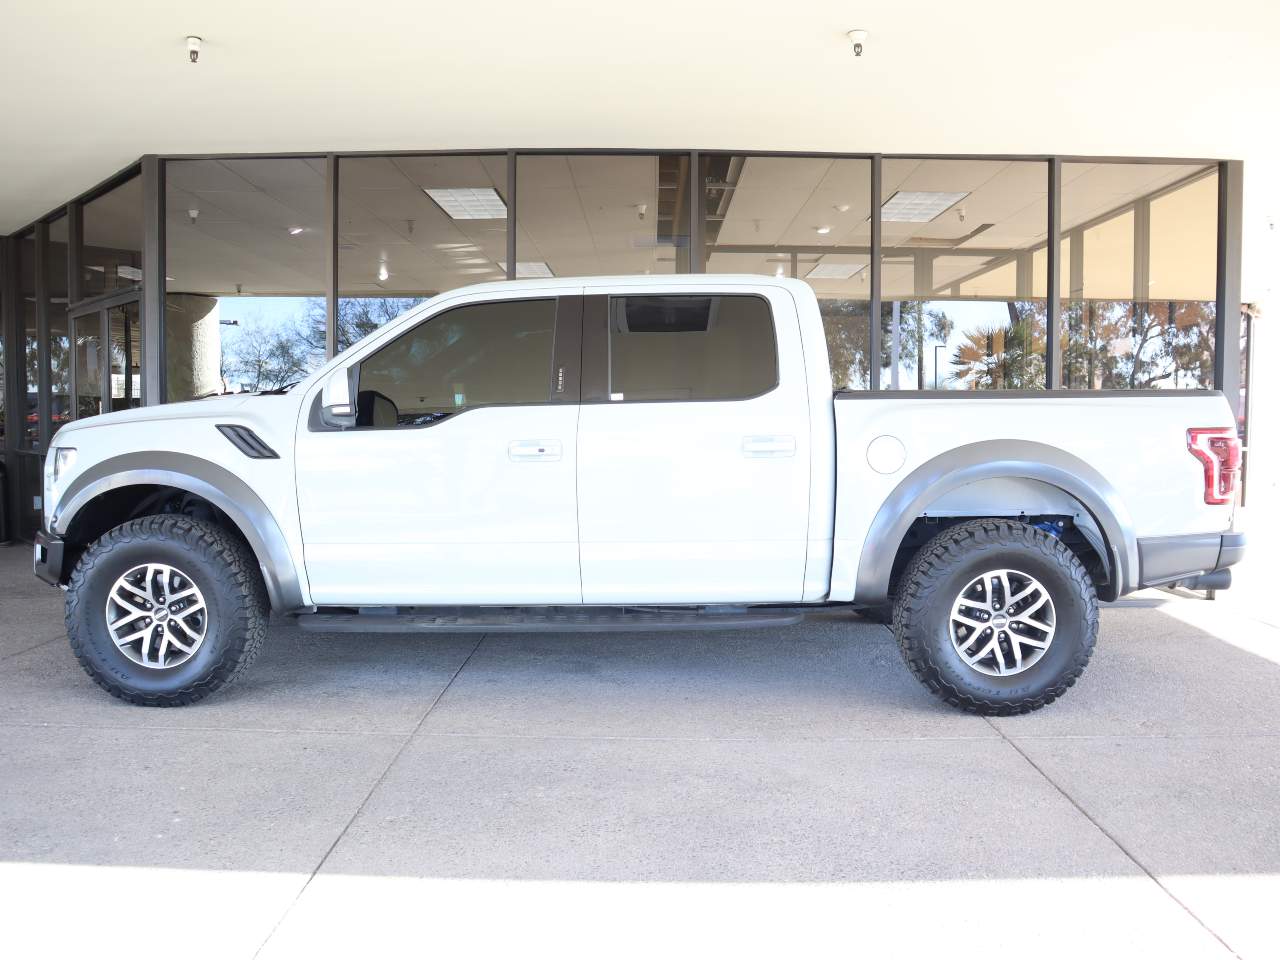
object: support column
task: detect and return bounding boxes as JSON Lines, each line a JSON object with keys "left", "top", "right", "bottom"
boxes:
{"left": 1215, "top": 160, "right": 1243, "bottom": 417}
{"left": 141, "top": 156, "right": 166, "bottom": 404}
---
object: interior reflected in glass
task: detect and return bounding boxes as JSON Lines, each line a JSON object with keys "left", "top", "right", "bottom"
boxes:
{"left": 879, "top": 159, "right": 1048, "bottom": 390}
{"left": 1061, "top": 163, "right": 1217, "bottom": 389}
{"left": 337, "top": 155, "right": 508, "bottom": 350}
{"left": 701, "top": 156, "right": 872, "bottom": 390}
{"left": 165, "top": 158, "right": 329, "bottom": 400}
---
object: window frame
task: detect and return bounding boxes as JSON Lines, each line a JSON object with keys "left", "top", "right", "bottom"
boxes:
{"left": 581, "top": 292, "right": 780, "bottom": 405}
{"left": 345, "top": 294, "right": 572, "bottom": 431}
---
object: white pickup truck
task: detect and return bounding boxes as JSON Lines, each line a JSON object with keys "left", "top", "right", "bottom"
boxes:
{"left": 33, "top": 275, "right": 1244, "bottom": 714}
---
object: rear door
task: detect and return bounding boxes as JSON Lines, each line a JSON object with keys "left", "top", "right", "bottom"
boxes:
{"left": 575, "top": 287, "right": 811, "bottom": 603}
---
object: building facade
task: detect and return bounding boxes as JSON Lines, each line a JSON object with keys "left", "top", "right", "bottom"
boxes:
{"left": 0, "top": 150, "right": 1247, "bottom": 542}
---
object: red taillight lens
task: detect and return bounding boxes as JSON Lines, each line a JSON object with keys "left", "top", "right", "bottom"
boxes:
{"left": 1187, "top": 428, "right": 1241, "bottom": 505}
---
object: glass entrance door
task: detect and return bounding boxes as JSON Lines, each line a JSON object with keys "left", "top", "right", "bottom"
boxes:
{"left": 70, "top": 296, "right": 143, "bottom": 422}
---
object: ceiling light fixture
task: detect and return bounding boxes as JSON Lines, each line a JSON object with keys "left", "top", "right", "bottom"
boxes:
{"left": 835, "top": 203, "right": 851, "bottom": 213}
{"left": 815, "top": 225, "right": 832, "bottom": 235}
{"left": 424, "top": 187, "right": 507, "bottom": 220}
{"left": 287, "top": 226, "right": 304, "bottom": 235}
{"left": 881, "top": 191, "right": 970, "bottom": 223}
{"left": 187, "top": 208, "right": 199, "bottom": 224}
{"left": 186, "top": 36, "right": 202, "bottom": 64}
{"left": 806, "top": 262, "right": 865, "bottom": 280}
{"left": 847, "top": 29, "right": 869, "bottom": 57}
{"left": 377, "top": 263, "right": 389, "bottom": 282}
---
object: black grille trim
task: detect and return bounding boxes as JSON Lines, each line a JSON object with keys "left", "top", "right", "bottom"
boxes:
{"left": 216, "top": 424, "right": 280, "bottom": 460}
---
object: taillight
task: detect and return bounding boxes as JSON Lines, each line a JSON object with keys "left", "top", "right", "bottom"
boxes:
{"left": 1187, "top": 428, "right": 1241, "bottom": 505}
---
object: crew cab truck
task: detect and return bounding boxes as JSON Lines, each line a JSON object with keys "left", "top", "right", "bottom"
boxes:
{"left": 33, "top": 276, "right": 1245, "bottom": 714}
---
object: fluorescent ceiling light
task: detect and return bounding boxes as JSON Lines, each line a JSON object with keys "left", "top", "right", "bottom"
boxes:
{"left": 424, "top": 187, "right": 507, "bottom": 220}
{"left": 881, "top": 191, "right": 969, "bottom": 222}
{"left": 806, "top": 262, "right": 865, "bottom": 280}
{"left": 499, "top": 261, "right": 554, "bottom": 278}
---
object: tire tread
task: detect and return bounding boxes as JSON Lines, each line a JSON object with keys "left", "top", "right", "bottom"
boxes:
{"left": 892, "top": 518, "right": 1098, "bottom": 716}
{"left": 65, "top": 515, "right": 268, "bottom": 706}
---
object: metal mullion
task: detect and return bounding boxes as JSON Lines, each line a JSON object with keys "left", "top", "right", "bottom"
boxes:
{"left": 324, "top": 154, "right": 338, "bottom": 359}
{"left": 34, "top": 221, "right": 51, "bottom": 451}
{"left": 99, "top": 307, "right": 110, "bottom": 414}
{"left": 1046, "top": 158, "right": 1062, "bottom": 389}
{"left": 689, "top": 151, "right": 704, "bottom": 273}
{"left": 66, "top": 203, "right": 81, "bottom": 419}
{"left": 506, "top": 151, "right": 517, "bottom": 280}
{"left": 869, "top": 155, "right": 882, "bottom": 391}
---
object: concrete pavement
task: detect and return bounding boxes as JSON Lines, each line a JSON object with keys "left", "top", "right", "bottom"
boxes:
{"left": 1, "top": 543, "right": 1277, "bottom": 958}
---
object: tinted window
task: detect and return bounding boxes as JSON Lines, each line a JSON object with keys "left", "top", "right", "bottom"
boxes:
{"left": 355, "top": 298, "right": 555, "bottom": 428}
{"left": 608, "top": 295, "right": 776, "bottom": 402}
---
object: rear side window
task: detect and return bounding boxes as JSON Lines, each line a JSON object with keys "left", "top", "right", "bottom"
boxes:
{"left": 355, "top": 298, "right": 555, "bottom": 428}
{"left": 607, "top": 295, "right": 777, "bottom": 402}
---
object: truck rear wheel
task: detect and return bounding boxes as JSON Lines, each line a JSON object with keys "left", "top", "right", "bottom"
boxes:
{"left": 65, "top": 516, "right": 268, "bottom": 706}
{"left": 893, "top": 519, "right": 1098, "bottom": 715}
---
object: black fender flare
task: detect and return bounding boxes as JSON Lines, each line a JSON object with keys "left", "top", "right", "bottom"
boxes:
{"left": 854, "top": 439, "right": 1138, "bottom": 603}
{"left": 54, "top": 451, "right": 306, "bottom": 613}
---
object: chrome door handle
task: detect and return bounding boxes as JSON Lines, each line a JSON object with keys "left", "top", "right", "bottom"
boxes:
{"left": 742, "top": 435, "right": 796, "bottom": 458}
{"left": 508, "top": 439, "right": 563, "bottom": 462}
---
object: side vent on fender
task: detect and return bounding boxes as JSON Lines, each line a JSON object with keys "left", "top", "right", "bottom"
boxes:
{"left": 216, "top": 424, "right": 280, "bottom": 460}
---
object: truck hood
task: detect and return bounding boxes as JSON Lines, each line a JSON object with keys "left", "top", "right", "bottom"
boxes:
{"left": 55, "top": 395, "right": 254, "bottom": 435}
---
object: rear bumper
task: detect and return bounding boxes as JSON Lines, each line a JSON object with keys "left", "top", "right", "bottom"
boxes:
{"left": 33, "top": 529, "right": 66, "bottom": 588}
{"left": 1137, "top": 531, "right": 1246, "bottom": 590}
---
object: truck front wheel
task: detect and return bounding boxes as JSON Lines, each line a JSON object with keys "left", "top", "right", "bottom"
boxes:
{"left": 893, "top": 519, "right": 1098, "bottom": 715}
{"left": 65, "top": 516, "right": 268, "bottom": 706}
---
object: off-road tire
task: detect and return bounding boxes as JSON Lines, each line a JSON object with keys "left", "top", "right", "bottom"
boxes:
{"left": 893, "top": 518, "right": 1098, "bottom": 715}
{"left": 66, "top": 515, "right": 268, "bottom": 706}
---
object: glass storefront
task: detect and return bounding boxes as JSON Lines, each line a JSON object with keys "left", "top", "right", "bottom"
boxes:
{"left": 165, "top": 157, "right": 329, "bottom": 400}
{"left": 879, "top": 159, "right": 1048, "bottom": 391}
{"left": 0, "top": 150, "right": 1246, "bottom": 541}
{"left": 336, "top": 154, "right": 508, "bottom": 349}
{"left": 1061, "top": 162, "right": 1217, "bottom": 389}
{"left": 702, "top": 155, "right": 873, "bottom": 390}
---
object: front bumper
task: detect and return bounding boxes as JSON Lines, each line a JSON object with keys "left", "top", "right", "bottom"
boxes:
{"left": 1137, "top": 531, "right": 1246, "bottom": 590}
{"left": 33, "top": 529, "right": 66, "bottom": 588}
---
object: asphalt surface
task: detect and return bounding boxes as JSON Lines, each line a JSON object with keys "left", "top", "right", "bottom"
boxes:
{"left": 1, "top": 543, "right": 1277, "bottom": 958}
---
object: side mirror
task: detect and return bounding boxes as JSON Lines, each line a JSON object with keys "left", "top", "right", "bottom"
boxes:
{"left": 319, "top": 366, "right": 357, "bottom": 429}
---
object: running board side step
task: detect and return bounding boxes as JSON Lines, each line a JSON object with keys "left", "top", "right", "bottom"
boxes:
{"left": 295, "top": 605, "right": 805, "bottom": 634}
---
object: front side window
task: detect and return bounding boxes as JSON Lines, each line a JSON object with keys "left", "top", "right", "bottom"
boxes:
{"left": 354, "top": 298, "right": 556, "bottom": 428}
{"left": 607, "top": 295, "right": 777, "bottom": 402}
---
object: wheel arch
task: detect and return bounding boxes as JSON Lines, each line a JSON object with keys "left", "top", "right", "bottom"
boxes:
{"left": 854, "top": 440, "right": 1138, "bottom": 604}
{"left": 54, "top": 452, "right": 305, "bottom": 613}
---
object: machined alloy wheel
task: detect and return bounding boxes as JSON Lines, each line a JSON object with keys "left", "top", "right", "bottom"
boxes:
{"left": 67, "top": 515, "right": 268, "bottom": 706}
{"left": 105, "top": 563, "right": 208, "bottom": 668}
{"left": 893, "top": 519, "right": 1098, "bottom": 715}
{"left": 949, "top": 568, "right": 1056, "bottom": 677}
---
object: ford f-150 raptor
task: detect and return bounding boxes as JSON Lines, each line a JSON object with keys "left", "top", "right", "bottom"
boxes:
{"left": 33, "top": 275, "right": 1245, "bottom": 713}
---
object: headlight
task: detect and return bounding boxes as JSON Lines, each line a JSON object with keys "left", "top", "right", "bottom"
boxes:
{"left": 44, "top": 447, "right": 77, "bottom": 530}
{"left": 53, "top": 447, "right": 78, "bottom": 484}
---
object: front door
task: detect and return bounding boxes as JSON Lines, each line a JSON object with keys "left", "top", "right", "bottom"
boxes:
{"left": 295, "top": 295, "right": 583, "bottom": 605}
{"left": 575, "top": 290, "right": 812, "bottom": 603}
